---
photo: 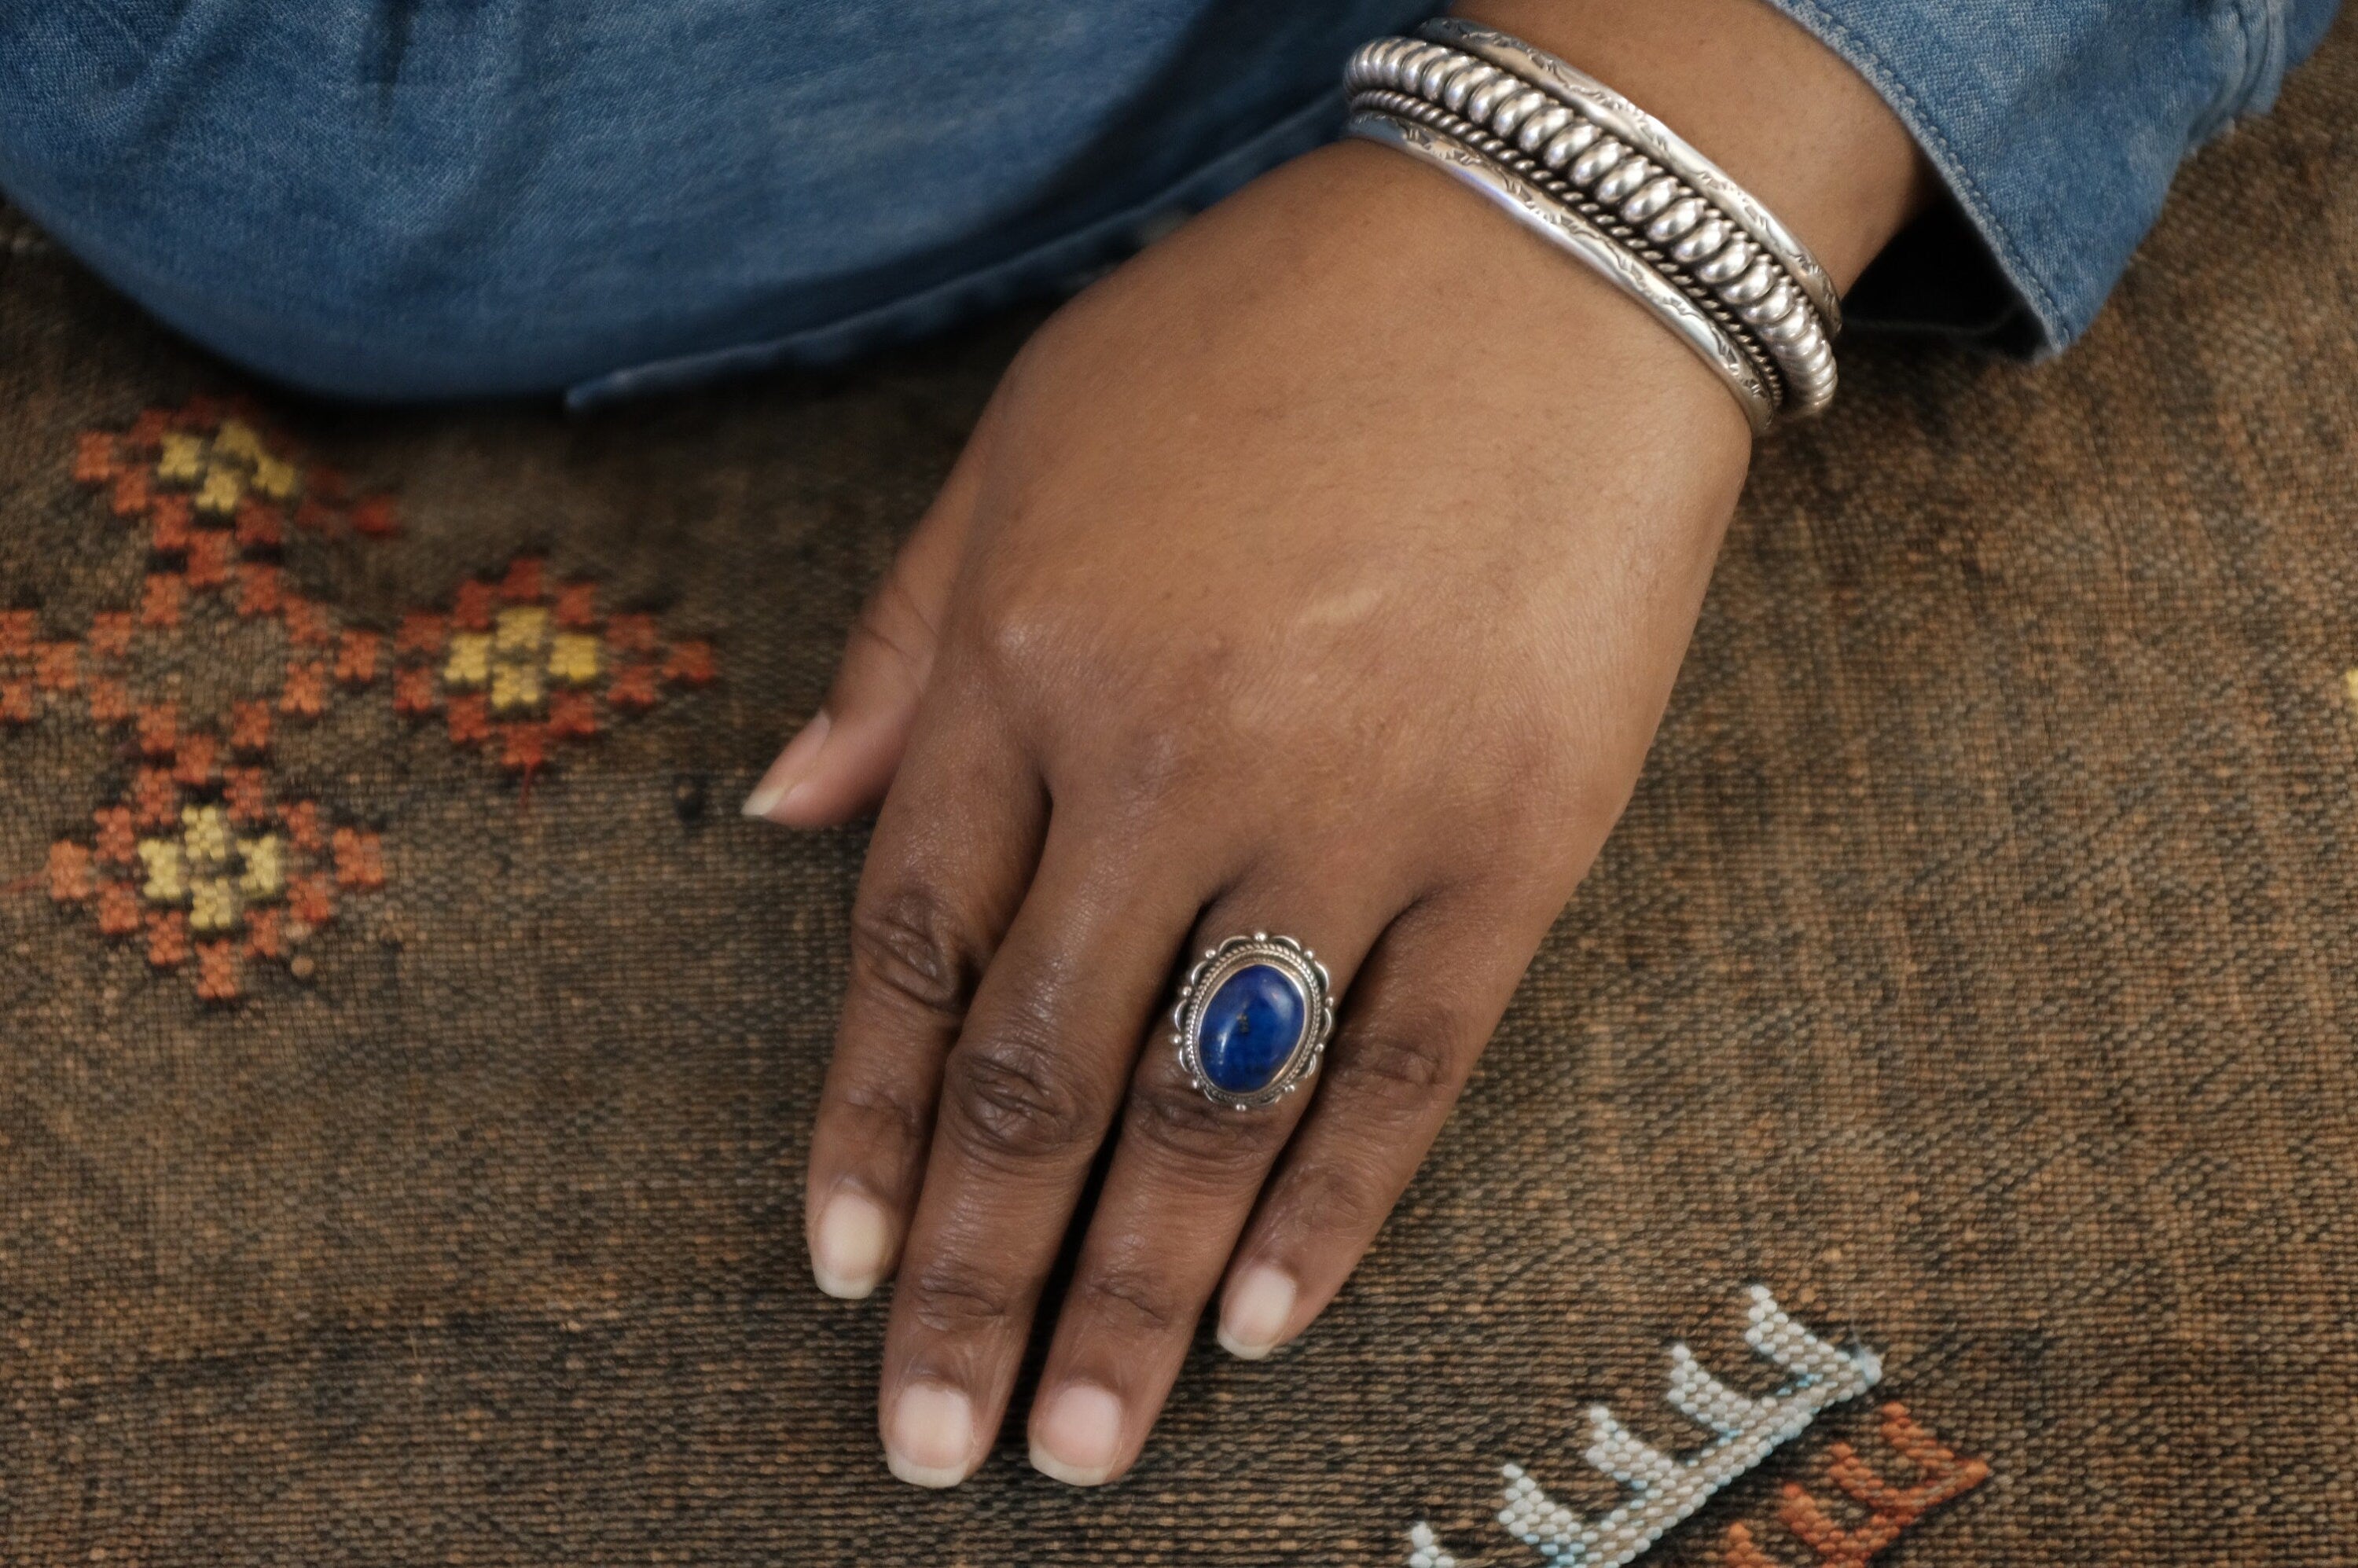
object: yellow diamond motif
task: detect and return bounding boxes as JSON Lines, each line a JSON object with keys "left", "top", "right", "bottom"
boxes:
{"left": 238, "top": 835, "right": 285, "bottom": 902}
{"left": 190, "top": 878, "right": 240, "bottom": 935}
{"left": 490, "top": 660, "right": 544, "bottom": 714}
{"left": 214, "top": 421, "right": 264, "bottom": 464}
{"left": 195, "top": 464, "right": 244, "bottom": 515}
{"left": 548, "top": 633, "right": 601, "bottom": 686}
{"left": 182, "top": 804, "right": 233, "bottom": 872}
{"left": 157, "top": 433, "right": 204, "bottom": 484}
{"left": 494, "top": 606, "right": 550, "bottom": 655}
{"left": 252, "top": 454, "right": 299, "bottom": 499}
{"left": 138, "top": 839, "right": 188, "bottom": 904}
{"left": 443, "top": 633, "right": 493, "bottom": 689}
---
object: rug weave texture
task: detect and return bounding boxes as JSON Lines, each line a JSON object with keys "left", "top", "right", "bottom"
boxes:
{"left": 2, "top": 20, "right": 2356, "bottom": 1566}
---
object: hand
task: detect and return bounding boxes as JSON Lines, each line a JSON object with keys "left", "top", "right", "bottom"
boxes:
{"left": 747, "top": 0, "right": 1930, "bottom": 1489}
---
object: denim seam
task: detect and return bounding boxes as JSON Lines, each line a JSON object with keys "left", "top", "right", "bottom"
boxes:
{"left": 2223, "top": 0, "right": 2262, "bottom": 129}
{"left": 2186, "top": 6, "right": 2248, "bottom": 145}
{"left": 2231, "top": 0, "right": 2291, "bottom": 116}
{"left": 2240, "top": 0, "right": 2264, "bottom": 100}
{"left": 1757, "top": 0, "right": 2070, "bottom": 347}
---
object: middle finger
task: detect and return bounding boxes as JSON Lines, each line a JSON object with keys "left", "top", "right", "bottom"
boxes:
{"left": 876, "top": 809, "right": 1207, "bottom": 1488}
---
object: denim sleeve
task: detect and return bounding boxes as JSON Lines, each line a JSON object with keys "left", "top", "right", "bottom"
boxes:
{"left": 0, "top": 0, "right": 1435, "bottom": 404}
{"left": 1760, "top": 0, "right": 2342, "bottom": 354}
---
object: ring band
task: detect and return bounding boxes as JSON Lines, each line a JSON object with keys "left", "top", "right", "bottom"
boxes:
{"left": 1171, "top": 933, "right": 1335, "bottom": 1111}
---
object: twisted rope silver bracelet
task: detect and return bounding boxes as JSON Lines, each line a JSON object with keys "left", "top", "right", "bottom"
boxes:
{"left": 1343, "top": 20, "right": 1841, "bottom": 431}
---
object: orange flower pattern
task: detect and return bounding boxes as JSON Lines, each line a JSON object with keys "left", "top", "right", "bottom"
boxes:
{"left": 12, "top": 398, "right": 718, "bottom": 1004}
{"left": 390, "top": 553, "right": 716, "bottom": 778}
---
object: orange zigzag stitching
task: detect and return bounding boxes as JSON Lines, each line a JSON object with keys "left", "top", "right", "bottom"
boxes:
{"left": 1719, "top": 1404, "right": 1989, "bottom": 1568}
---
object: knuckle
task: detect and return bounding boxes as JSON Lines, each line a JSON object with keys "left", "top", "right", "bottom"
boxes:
{"left": 848, "top": 883, "right": 982, "bottom": 1023}
{"left": 1124, "top": 1078, "right": 1288, "bottom": 1169}
{"left": 1071, "top": 1265, "right": 1183, "bottom": 1335}
{"left": 968, "top": 589, "right": 1082, "bottom": 697}
{"left": 1052, "top": 699, "right": 1217, "bottom": 823}
{"left": 1327, "top": 1004, "right": 1467, "bottom": 1116}
{"left": 1100, "top": 717, "right": 1202, "bottom": 806}
{"left": 1273, "top": 1152, "right": 1392, "bottom": 1243}
{"left": 902, "top": 1261, "right": 1016, "bottom": 1336}
{"left": 844, "top": 573, "right": 938, "bottom": 691}
{"left": 942, "top": 1034, "right": 1099, "bottom": 1164}
{"left": 825, "top": 1078, "right": 932, "bottom": 1151}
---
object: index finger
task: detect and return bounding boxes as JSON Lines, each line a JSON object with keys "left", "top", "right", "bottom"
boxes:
{"left": 804, "top": 685, "right": 1043, "bottom": 1299}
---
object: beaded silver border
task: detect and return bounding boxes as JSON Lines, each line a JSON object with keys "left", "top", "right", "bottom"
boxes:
{"left": 1346, "top": 27, "right": 1842, "bottom": 424}
{"left": 1170, "top": 932, "right": 1335, "bottom": 1111}
{"left": 1420, "top": 19, "right": 1842, "bottom": 332}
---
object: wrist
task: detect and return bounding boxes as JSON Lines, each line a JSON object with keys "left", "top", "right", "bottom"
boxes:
{"left": 1450, "top": 0, "right": 1935, "bottom": 290}
{"left": 1218, "top": 137, "right": 1765, "bottom": 457}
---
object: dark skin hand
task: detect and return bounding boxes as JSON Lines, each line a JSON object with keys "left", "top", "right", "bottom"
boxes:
{"left": 744, "top": 0, "right": 1934, "bottom": 1488}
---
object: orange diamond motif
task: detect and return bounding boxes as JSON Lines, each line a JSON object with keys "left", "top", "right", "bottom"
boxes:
{"left": 14, "top": 398, "right": 715, "bottom": 1005}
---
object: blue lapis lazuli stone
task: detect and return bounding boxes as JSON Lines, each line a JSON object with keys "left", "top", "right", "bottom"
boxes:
{"left": 1198, "top": 962, "right": 1307, "bottom": 1095}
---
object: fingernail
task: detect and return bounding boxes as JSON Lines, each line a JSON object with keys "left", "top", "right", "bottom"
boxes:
{"left": 886, "top": 1382, "right": 977, "bottom": 1489}
{"left": 1218, "top": 1265, "right": 1297, "bottom": 1360}
{"left": 1029, "top": 1382, "right": 1126, "bottom": 1487}
{"left": 742, "top": 710, "right": 832, "bottom": 821}
{"left": 810, "top": 1190, "right": 891, "bottom": 1300}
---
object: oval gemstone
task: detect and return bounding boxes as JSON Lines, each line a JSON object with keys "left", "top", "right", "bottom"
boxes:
{"left": 1197, "top": 962, "right": 1308, "bottom": 1095}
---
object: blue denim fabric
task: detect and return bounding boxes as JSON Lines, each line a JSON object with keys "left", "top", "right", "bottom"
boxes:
{"left": 0, "top": 2, "right": 1437, "bottom": 404}
{"left": 1761, "top": 0, "right": 2341, "bottom": 354}
{"left": 0, "top": 2, "right": 2339, "bottom": 403}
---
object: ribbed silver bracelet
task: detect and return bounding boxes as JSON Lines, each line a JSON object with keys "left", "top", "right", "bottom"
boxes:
{"left": 1416, "top": 19, "right": 1840, "bottom": 417}
{"left": 1348, "top": 92, "right": 1789, "bottom": 424}
{"left": 1343, "top": 20, "right": 1841, "bottom": 429}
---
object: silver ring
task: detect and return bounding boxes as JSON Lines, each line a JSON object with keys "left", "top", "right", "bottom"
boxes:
{"left": 1170, "top": 933, "right": 1335, "bottom": 1111}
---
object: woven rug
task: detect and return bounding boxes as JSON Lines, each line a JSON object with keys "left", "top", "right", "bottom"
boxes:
{"left": 4, "top": 20, "right": 2356, "bottom": 1566}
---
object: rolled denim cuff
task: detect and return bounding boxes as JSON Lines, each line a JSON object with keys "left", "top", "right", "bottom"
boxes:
{"left": 1761, "top": 0, "right": 2341, "bottom": 354}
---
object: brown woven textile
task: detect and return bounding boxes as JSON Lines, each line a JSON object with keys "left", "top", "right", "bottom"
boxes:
{"left": 4, "top": 19, "right": 2356, "bottom": 1566}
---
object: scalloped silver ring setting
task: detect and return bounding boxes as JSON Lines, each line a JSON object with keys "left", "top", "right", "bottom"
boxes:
{"left": 1169, "top": 933, "right": 1335, "bottom": 1111}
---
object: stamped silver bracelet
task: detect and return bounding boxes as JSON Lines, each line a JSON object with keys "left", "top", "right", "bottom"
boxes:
{"left": 1348, "top": 90, "right": 1790, "bottom": 417}
{"left": 1347, "top": 106, "right": 1781, "bottom": 433}
{"left": 1344, "top": 22, "right": 1842, "bottom": 428}
{"left": 1415, "top": 20, "right": 1842, "bottom": 417}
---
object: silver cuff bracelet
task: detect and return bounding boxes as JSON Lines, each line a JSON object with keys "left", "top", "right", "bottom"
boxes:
{"left": 1345, "top": 20, "right": 1841, "bottom": 431}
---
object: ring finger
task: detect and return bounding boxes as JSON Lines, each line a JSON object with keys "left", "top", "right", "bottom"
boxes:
{"left": 1025, "top": 870, "right": 1401, "bottom": 1485}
